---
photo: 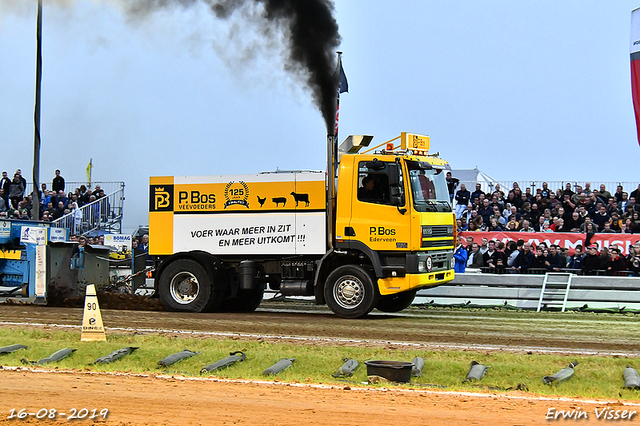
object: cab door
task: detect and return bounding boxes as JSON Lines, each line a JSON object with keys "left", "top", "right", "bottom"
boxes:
{"left": 347, "top": 159, "right": 412, "bottom": 251}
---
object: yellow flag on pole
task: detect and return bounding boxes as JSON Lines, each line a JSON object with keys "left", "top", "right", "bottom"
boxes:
{"left": 86, "top": 158, "right": 93, "bottom": 185}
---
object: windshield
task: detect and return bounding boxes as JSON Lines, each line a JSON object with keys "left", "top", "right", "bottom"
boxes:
{"left": 406, "top": 161, "right": 452, "bottom": 213}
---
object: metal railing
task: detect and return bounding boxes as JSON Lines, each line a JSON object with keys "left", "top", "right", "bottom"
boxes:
{"left": 492, "top": 181, "right": 640, "bottom": 198}
{"left": 24, "top": 181, "right": 124, "bottom": 198}
{"left": 417, "top": 271, "right": 640, "bottom": 311}
{"left": 454, "top": 180, "right": 640, "bottom": 203}
{"left": 50, "top": 182, "right": 125, "bottom": 236}
{"left": 477, "top": 266, "right": 637, "bottom": 276}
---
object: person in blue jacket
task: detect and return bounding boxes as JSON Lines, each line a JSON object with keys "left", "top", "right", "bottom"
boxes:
{"left": 454, "top": 236, "right": 468, "bottom": 273}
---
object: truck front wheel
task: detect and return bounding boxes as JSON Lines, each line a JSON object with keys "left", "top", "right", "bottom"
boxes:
{"left": 376, "top": 290, "right": 417, "bottom": 313}
{"left": 324, "top": 265, "right": 379, "bottom": 319}
{"left": 159, "top": 259, "right": 212, "bottom": 312}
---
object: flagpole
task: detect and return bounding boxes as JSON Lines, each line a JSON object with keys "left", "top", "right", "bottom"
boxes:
{"left": 335, "top": 51, "right": 342, "bottom": 145}
{"left": 32, "top": 0, "right": 43, "bottom": 221}
{"left": 326, "top": 51, "right": 343, "bottom": 251}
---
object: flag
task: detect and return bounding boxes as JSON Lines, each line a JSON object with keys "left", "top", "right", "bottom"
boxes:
{"left": 631, "top": 8, "right": 640, "bottom": 145}
{"left": 335, "top": 54, "right": 348, "bottom": 137}
{"left": 86, "top": 158, "right": 93, "bottom": 184}
{"left": 339, "top": 60, "right": 349, "bottom": 94}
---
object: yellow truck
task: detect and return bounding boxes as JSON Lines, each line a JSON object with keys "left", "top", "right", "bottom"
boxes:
{"left": 149, "top": 133, "right": 456, "bottom": 318}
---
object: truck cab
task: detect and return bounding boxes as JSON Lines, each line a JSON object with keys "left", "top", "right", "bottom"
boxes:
{"left": 322, "top": 133, "right": 455, "bottom": 317}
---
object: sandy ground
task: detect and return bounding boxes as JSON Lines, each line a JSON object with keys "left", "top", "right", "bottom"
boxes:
{"left": 1, "top": 367, "right": 637, "bottom": 426}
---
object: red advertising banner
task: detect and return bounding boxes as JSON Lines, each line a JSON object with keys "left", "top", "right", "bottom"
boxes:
{"left": 459, "top": 231, "right": 640, "bottom": 256}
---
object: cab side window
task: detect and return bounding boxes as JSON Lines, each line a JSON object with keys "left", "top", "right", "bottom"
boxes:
{"left": 357, "top": 161, "right": 402, "bottom": 205}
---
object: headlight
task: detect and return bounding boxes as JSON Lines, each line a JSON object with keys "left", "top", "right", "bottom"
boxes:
{"left": 418, "top": 261, "right": 427, "bottom": 272}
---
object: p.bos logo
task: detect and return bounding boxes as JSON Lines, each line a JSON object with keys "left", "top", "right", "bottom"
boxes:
{"left": 155, "top": 187, "right": 170, "bottom": 209}
{"left": 150, "top": 185, "right": 173, "bottom": 211}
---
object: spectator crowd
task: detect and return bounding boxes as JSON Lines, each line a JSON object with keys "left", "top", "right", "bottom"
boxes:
{"left": 0, "top": 168, "right": 111, "bottom": 226}
{"left": 446, "top": 176, "right": 640, "bottom": 276}
{"left": 450, "top": 179, "right": 640, "bottom": 235}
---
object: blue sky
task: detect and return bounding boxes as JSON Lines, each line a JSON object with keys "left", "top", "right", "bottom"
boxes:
{"left": 1, "top": 1, "right": 639, "bottom": 230}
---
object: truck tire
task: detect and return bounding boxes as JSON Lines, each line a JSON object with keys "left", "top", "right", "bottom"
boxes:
{"left": 324, "top": 265, "right": 379, "bottom": 319}
{"left": 158, "top": 259, "right": 212, "bottom": 313}
{"left": 376, "top": 290, "right": 417, "bottom": 313}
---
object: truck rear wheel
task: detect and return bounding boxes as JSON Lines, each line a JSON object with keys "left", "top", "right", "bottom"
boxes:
{"left": 159, "top": 259, "right": 212, "bottom": 313}
{"left": 324, "top": 265, "right": 379, "bottom": 319}
{"left": 376, "top": 290, "right": 417, "bottom": 313}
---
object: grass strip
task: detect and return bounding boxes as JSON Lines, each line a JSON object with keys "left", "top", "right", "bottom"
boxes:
{"left": 0, "top": 327, "right": 639, "bottom": 401}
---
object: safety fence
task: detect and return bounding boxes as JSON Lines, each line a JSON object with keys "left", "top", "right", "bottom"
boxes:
{"left": 416, "top": 272, "right": 640, "bottom": 312}
{"left": 50, "top": 182, "right": 125, "bottom": 235}
{"left": 476, "top": 267, "right": 636, "bottom": 276}
{"left": 25, "top": 181, "right": 122, "bottom": 195}
{"left": 453, "top": 180, "right": 640, "bottom": 200}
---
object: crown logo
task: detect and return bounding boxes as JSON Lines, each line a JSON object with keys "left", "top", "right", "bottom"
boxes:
{"left": 154, "top": 187, "right": 170, "bottom": 209}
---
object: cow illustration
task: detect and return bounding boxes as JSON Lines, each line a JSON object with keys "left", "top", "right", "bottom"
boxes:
{"left": 290, "top": 192, "right": 310, "bottom": 207}
{"left": 272, "top": 197, "right": 287, "bottom": 207}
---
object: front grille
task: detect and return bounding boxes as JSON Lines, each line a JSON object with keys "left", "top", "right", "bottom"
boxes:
{"left": 429, "top": 252, "right": 450, "bottom": 262}
{"left": 422, "top": 225, "right": 453, "bottom": 238}
{"left": 422, "top": 239, "right": 454, "bottom": 248}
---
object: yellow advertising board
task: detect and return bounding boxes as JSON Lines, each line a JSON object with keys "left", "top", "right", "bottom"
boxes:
{"left": 150, "top": 172, "right": 325, "bottom": 213}
{"left": 149, "top": 172, "right": 327, "bottom": 256}
{"left": 400, "top": 132, "right": 430, "bottom": 152}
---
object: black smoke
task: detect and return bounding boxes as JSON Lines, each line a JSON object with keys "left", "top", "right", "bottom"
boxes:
{"left": 128, "top": 0, "right": 341, "bottom": 133}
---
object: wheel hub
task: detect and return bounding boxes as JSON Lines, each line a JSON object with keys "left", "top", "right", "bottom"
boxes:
{"left": 170, "top": 272, "right": 200, "bottom": 304}
{"left": 335, "top": 275, "right": 364, "bottom": 309}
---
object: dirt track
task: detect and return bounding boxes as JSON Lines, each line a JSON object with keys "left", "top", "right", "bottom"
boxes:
{"left": 1, "top": 367, "right": 637, "bottom": 426}
{"left": 1, "top": 302, "right": 640, "bottom": 354}
{"left": 0, "top": 303, "right": 639, "bottom": 425}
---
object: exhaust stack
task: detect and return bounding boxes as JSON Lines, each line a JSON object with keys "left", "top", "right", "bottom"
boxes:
{"left": 327, "top": 134, "right": 336, "bottom": 249}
